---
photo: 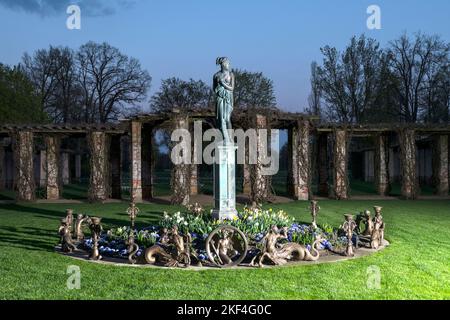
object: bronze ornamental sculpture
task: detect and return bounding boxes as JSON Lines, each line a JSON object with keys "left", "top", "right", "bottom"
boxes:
{"left": 205, "top": 225, "right": 248, "bottom": 267}
{"left": 250, "top": 225, "right": 321, "bottom": 267}
{"left": 56, "top": 202, "right": 388, "bottom": 268}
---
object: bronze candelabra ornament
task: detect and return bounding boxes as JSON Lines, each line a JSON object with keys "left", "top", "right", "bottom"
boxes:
{"left": 126, "top": 201, "right": 140, "bottom": 264}
{"left": 355, "top": 206, "right": 385, "bottom": 249}
{"left": 309, "top": 200, "right": 320, "bottom": 229}
{"left": 342, "top": 214, "right": 356, "bottom": 256}
{"left": 88, "top": 217, "right": 103, "bottom": 260}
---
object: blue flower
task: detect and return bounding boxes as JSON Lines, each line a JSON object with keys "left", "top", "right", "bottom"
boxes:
{"left": 198, "top": 254, "right": 206, "bottom": 261}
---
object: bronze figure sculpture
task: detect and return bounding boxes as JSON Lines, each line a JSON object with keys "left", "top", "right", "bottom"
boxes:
{"left": 126, "top": 233, "right": 139, "bottom": 264}
{"left": 250, "top": 225, "right": 321, "bottom": 267}
{"left": 144, "top": 226, "right": 194, "bottom": 268}
{"left": 213, "top": 57, "right": 235, "bottom": 143}
{"left": 65, "top": 209, "right": 74, "bottom": 235}
{"left": 309, "top": 200, "right": 320, "bottom": 229}
{"left": 88, "top": 217, "right": 103, "bottom": 260}
{"left": 370, "top": 206, "right": 385, "bottom": 249}
{"left": 127, "top": 201, "right": 140, "bottom": 229}
{"left": 206, "top": 225, "right": 248, "bottom": 267}
{"left": 75, "top": 214, "right": 90, "bottom": 242}
{"left": 58, "top": 218, "right": 77, "bottom": 253}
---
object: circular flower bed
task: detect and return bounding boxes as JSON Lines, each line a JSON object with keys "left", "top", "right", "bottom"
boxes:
{"left": 78, "top": 207, "right": 351, "bottom": 264}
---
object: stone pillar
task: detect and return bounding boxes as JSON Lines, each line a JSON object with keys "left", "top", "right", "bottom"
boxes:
{"left": 317, "top": 133, "right": 329, "bottom": 196}
{"left": 398, "top": 129, "right": 417, "bottom": 199}
{"left": 142, "top": 125, "right": 153, "bottom": 200}
{"left": 242, "top": 162, "right": 251, "bottom": 194}
{"left": 44, "top": 136, "right": 60, "bottom": 200}
{"left": 61, "top": 152, "right": 70, "bottom": 185}
{"left": 75, "top": 154, "right": 82, "bottom": 183}
{"left": 433, "top": 135, "right": 449, "bottom": 196}
{"left": 290, "top": 120, "right": 310, "bottom": 200}
{"left": 39, "top": 150, "right": 47, "bottom": 188}
{"left": 88, "top": 131, "right": 109, "bottom": 202}
{"left": 190, "top": 164, "right": 198, "bottom": 195}
{"left": 333, "top": 130, "right": 348, "bottom": 200}
{"left": 14, "top": 131, "right": 35, "bottom": 201}
{"left": 171, "top": 116, "right": 190, "bottom": 205}
{"left": 130, "top": 121, "right": 142, "bottom": 202}
{"left": 0, "top": 145, "right": 5, "bottom": 190}
{"left": 374, "top": 134, "right": 389, "bottom": 196}
{"left": 250, "top": 114, "right": 270, "bottom": 203}
{"left": 110, "top": 135, "right": 122, "bottom": 199}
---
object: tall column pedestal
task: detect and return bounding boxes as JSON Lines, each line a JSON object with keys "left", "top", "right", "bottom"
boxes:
{"left": 213, "top": 143, "right": 238, "bottom": 220}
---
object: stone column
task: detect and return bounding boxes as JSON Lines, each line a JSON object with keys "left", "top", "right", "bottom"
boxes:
{"left": 333, "top": 130, "right": 348, "bottom": 200}
{"left": 75, "top": 154, "right": 82, "bottom": 183}
{"left": 130, "top": 121, "right": 142, "bottom": 202}
{"left": 171, "top": 116, "right": 190, "bottom": 205}
{"left": 88, "top": 131, "right": 109, "bottom": 202}
{"left": 374, "top": 134, "right": 389, "bottom": 196}
{"left": 61, "top": 152, "right": 70, "bottom": 185}
{"left": 398, "top": 129, "right": 417, "bottom": 199}
{"left": 290, "top": 120, "right": 310, "bottom": 200}
{"left": 250, "top": 114, "right": 270, "bottom": 203}
{"left": 317, "top": 133, "right": 329, "bottom": 196}
{"left": 44, "top": 136, "right": 60, "bottom": 200}
{"left": 110, "top": 135, "right": 122, "bottom": 199}
{"left": 433, "top": 135, "right": 449, "bottom": 196}
{"left": 242, "top": 162, "right": 251, "bottom": 194}
{"left": 142, "top": 125, "right": 153, "bottom": 200}
{"left": 0, "top": 145, "right": 5, "bottom": 190}
{"left": 39, "top": 150, "right": 47, "bottom": 188}
{"left": 14, "top": 131, "right": 35, "bottom": 201}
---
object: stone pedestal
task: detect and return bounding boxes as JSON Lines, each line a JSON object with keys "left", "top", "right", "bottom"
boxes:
{"left": 212, "top": 143, "right": 238, "bottom": 220}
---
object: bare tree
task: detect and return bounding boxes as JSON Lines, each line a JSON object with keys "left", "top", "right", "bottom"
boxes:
{"left": 307, "top": 61, "right": 322, "bottom": 116}
{"left": 388, "top": 33, "right": 449, "bottom": 122}
{"left": 77, "top": 41, "right": 151, "bottom": 123}
{"left": 315, "top": 35, "right": 383, "bottom": 123}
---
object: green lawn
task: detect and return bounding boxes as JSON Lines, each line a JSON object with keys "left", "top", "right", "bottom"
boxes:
{"left": 0, "top": 200, "right": 449, "bottom": 299}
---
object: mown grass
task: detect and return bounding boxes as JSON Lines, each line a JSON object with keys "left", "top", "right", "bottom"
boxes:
{"left": 0, "top": 200, "right": 449, "bottom": 299}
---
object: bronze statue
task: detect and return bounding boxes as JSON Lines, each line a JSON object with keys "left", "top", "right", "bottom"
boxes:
{"left": 342, "top": 214, "right": 356, "bottom": 256}
{"left": 309, "top": 200, "right": 320, "bottom": 229}
{"left": 58, "top": 218, "right": 76, "bottom": 253}
{"left": 213, "top": 57, "right": 235, "bottom": 143}
{"left": 126, "top": 233, "right": 139, "bottom": 264}
{"left": 371, "top": 206, "right": 385, "bottom": 249}
{"left": 205, "top": 226, "right": 248, "bottom": 267}
{"left": 144, "top": 226, "right": 194, "bottom": 268}
{"left": 75, "top": 214, "right": 90, "bottom": 242}
{"left": 159, "top": 227, "right": 170, "bottom": 245}
{"left": 250, "top": 225, "right": 321, "bottom": 267}
{"left": 88, "top": 217, "right": 103, "bottom": 260}
{"left": 65, "top": 209, "right": 74, "bottom": 234}
{"left": 359, "top": 210, "right": 374, "bottom": 236}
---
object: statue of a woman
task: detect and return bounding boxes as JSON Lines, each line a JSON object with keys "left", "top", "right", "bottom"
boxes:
{"left": 213, "top": 57, "right": 235, "bottom": 143}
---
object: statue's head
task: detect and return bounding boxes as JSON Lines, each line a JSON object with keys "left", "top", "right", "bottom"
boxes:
{"left": 216, "top": 57, "right": 230, "bottom": 71}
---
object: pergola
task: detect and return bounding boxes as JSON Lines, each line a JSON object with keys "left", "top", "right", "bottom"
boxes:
{"left": 0, "top": 111, "right": 449, "bottom": 203}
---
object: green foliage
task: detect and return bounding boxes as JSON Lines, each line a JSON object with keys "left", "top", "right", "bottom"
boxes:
{"left": 0, "top": 64, "right": 48, "bottom": 124}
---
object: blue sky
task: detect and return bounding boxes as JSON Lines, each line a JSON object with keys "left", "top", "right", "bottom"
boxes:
{"left": 0, "top": 0, "right": 449, "bottom": 113}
